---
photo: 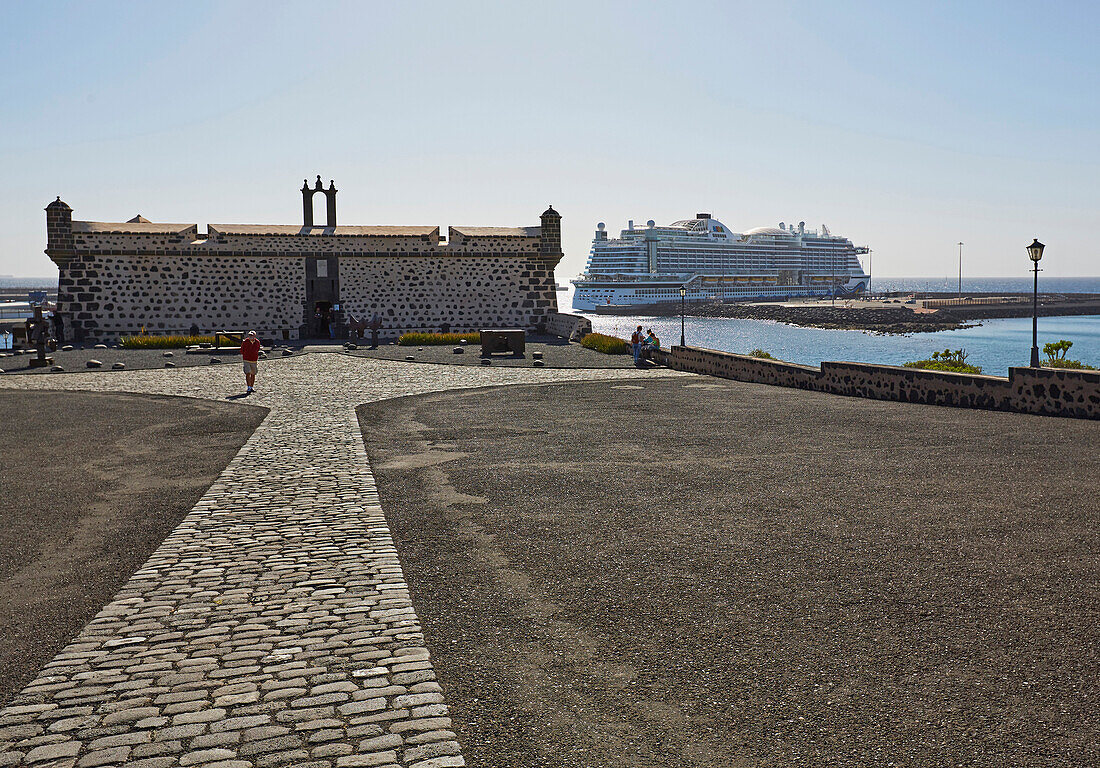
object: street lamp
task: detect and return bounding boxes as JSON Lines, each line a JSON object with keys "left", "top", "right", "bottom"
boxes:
{"left": 1027, "top": 238, "right": 1045, "bottom": 367}
{"left": 957, "top": 242, "right": 964, "bottom": 298}
{"left": 679, "top": 285, "right": 687, "bottom": 347}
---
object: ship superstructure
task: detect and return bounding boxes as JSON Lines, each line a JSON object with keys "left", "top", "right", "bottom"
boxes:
{"left": 572, "top": 214, "right": 869, "bottom": 310}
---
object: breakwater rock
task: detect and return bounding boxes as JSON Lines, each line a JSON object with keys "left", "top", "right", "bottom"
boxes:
{"left": 593, "top": 294, "right": 1100, "bottom": 334}
{"left": 596, "top": 302, "right": 966, "bottom": 333}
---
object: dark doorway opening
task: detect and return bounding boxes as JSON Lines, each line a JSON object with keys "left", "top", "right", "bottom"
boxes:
{"left": 313, "top": 301, "right": 333, "bottom": 339}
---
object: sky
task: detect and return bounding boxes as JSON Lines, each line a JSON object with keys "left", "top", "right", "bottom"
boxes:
{"left": 0, "top": 0, "right": 1097, "bottom": 279}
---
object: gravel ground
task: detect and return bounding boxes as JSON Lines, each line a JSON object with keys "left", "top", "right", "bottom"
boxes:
{"left": 358, "top": 379, "right": 1100, "bottom": 768}
{"left": 0, "top": 345, "right": 304, "bottom": 374}
{"left": 347, "top": 334, "right": 645, "bottom": 368}
{"left": 0, "top": 390, "right": 266, "bottom": 705}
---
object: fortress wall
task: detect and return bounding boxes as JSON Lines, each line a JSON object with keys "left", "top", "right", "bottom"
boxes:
{"left": 666, "top": 346, "right": 1100, "bottom": 420}
{"left": 61, "top": 254, "right": 306, "bottom": 339}
{"left": 47, "top": 197, "right": 564, "bottom": 342}
{"left": 337, "top": 254, "right": 558, "bottom": 333}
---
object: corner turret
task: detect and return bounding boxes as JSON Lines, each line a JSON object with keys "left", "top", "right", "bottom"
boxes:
{"left": 45, "top": 197, "right": 75, "bottom": 266}
{"left": 538, "top": 205, "right": 562, "bottom": 262}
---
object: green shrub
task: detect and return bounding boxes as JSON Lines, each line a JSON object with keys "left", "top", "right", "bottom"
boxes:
{"left": 1044, "top": 358, "right": 1096, "bottom": 370}
{"left": 580, "top": 332, "right": 632, "bottom": 355}
{"left": 903, "top": 349, "right": 982, "bottom": 375}
{"left": 1042, "top": 340, "right": 1096, "bottom": 369}
{"left": 398, "top": 332, "right": 481, "bottom": 346}
{"left": 119, "top": 334, "right": 220, "bottom": 349}
{"left": 749, "top": 348, "right": 775, "bottom": 359}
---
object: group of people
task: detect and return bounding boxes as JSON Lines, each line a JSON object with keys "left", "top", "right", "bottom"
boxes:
{"left": 630, "top": 325, "right": 660, "bottom": 365}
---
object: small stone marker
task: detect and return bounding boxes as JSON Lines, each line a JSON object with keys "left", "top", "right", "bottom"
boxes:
{"left": 94, "top": 344, "right": 107, "bottom": 349}
{"left": 453, "top": 346, "right": 464, "bottom": 354}
{"left": 282, "top": 349, "right": 293, "bottom": 356}
{"left": 532, "top": 351, "right": 543, "bottom": 360}
{"left": 460, "top": 338, "right": 468, "bottom": 345}
{"left": 165, "top": 361, "right": 176, "bottom": 368}
{"left": 210, "top": 357, "right": 221, "bottom": 364}
{"left": 533, "top": 359, "right": 544, "bottom": 367}
{"left": 62, "top": 345, "right": 74, "bottom": 351}
{"left": 163, "top": 351, "right": 174, "bottom": 357}
{"left": 112, "top": 362, "right": 126, "bottom": 369}
{"left": 405, "top": 355, "right": 415, "bottom": 361}
{"left": 481, "top": 358, "right": 491, "bottom": 366}
{"left": 86, "top": 359, "right": 103, "bottom": 368}
{"left": 50, "top": 365, "right": 64, "bottom": 372}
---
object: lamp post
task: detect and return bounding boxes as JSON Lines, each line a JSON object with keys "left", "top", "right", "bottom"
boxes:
{"left": 957, "top": 242, "right": 963, "bottom": 298}
{"left": 1027, "top": 238, "right": 1045, "bottom": 367}
{"left": 867, "top": 248, "right": 872, "bottom": 298}
{"left": 679, "top": 285, "right": 687, "bottom": 347}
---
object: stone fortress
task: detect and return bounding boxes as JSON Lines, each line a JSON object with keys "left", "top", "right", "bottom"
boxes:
{"left": 46, "top": 177, "right": 564, "bottom": 342}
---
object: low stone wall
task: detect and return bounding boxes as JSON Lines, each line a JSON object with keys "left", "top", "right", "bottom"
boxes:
{"left": 665, "top": 346, "right": 1100, "bottom": 420}
{"left": 544, "top": 311, "right": 593, "bottom": 341}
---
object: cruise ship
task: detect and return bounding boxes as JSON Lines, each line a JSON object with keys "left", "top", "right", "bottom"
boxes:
{"left": 572, "top": 214, "right": 869, "bottom": 311}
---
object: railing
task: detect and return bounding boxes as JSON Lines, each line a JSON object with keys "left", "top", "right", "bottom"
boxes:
{"left": 923, "top": 296, "right": 1029, "bottom": 308}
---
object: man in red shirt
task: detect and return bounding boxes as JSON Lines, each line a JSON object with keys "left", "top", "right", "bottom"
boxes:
{"left": 241, "top": 330, "right": 261, "bottom": 394}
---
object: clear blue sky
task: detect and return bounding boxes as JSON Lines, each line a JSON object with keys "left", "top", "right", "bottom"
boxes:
{"left": 1, "top": 0, "right": 1097, "bottom": 279}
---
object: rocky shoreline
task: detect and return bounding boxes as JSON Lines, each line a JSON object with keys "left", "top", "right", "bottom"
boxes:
{"left": 593, "top": 294, "right": 1100, "bottom": 334}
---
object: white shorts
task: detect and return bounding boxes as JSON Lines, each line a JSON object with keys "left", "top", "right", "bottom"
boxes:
{"left": 243, "top": 361, "right": 258, "bottom": 374}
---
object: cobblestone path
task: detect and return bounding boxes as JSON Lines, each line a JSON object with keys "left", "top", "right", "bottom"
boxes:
{"left": 0, "top": 354, "right": 678, "bottom": 767}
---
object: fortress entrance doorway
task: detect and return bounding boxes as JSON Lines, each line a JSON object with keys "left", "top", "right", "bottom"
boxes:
{"left": 303, "top": 256, "right": 345, "bottom": 338}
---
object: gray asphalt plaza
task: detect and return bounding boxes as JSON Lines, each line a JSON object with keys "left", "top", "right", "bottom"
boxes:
{"left": 0, "top": 353, "right": 665, "bottom": 768}
{"left": 359, "top": 380, "right": 1100, "bottom": 768}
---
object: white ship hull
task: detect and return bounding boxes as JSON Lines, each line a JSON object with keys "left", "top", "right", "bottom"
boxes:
{"left": 572, "top": 214, "right": 870, "bottom": 313}
{"left": 572, "top": 275, "right": 868, "bottom": 311}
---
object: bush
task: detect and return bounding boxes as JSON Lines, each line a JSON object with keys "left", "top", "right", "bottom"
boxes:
{"left": 749, "top": 349, "right": 774, "bottom": 359}
{"left": 580, "top": 332, "right": 632, "bottom": 355}
{"left": 1044, "top": 358, "right": 1096, "bottom": 370}
{"left": 1043, "top": 339, "right": 1096, "bottom": 369}
{"left": 119, "top": 335, "right": 220, "bottom": 349}
{"left": 398, "top": 332, "right": 480, "bottom": 346}
{"left": 904, "top": 348, "right": 982, "bottom": 375}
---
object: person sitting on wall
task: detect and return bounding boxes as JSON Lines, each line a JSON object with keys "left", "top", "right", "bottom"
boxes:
{"left": 644, "top": 328, "right": 660, "bottom": 351}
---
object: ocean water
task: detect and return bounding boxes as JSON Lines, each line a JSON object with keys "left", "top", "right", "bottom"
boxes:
{"left": 869, "top": 276, "right": 1100, "bottom": 295}
{"left": 567, "top": 278, "right": 1100, "bottom": 375}
{"left": 0, "top": 277, "right": 57, "bottom": 289}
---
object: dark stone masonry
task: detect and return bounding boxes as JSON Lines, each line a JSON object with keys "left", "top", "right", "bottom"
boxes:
{"left": 45, "top": 183, "right": 564, "bottom": 342}
{"left": 660, "top": 345, "right": 1100, "bottom": 420}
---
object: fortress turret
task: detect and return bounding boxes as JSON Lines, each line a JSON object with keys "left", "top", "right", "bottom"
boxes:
{"left": 45, "top": 197, "right": 74, "bottom": 266}
{"left": 539, "top": 205, "right": 562, "bottom": 262}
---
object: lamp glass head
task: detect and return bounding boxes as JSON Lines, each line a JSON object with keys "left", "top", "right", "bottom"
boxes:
{"left": 1027, "top": 239, "right": 1045, "bottom": 262}
{"left": 679, "top": 286, "right": 687, "bottom": 298}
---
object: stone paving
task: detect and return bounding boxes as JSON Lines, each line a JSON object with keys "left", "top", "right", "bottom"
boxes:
{"left": 0, "top": 353, "right": 681, "bottom": 768}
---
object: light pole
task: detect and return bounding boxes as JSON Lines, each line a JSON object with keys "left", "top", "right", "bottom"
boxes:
{"left": 867, "top": 248, "right": 872, "bottom": 298}
{"left": 679, "top": 285, "right": 687, "bottom": 347}
{"left": 957, "top": 242, "right": 963, "bottom": 298}
{"left": 1027, "top": 238, "right": 1045, "bottom": 367}
{"left": 830, "top": 250, "right": 836, "bottom": 306}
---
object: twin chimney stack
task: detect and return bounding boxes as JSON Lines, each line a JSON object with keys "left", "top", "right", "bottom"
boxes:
{"left": 302, "top": 175, "right": 338, "bottom": 227}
